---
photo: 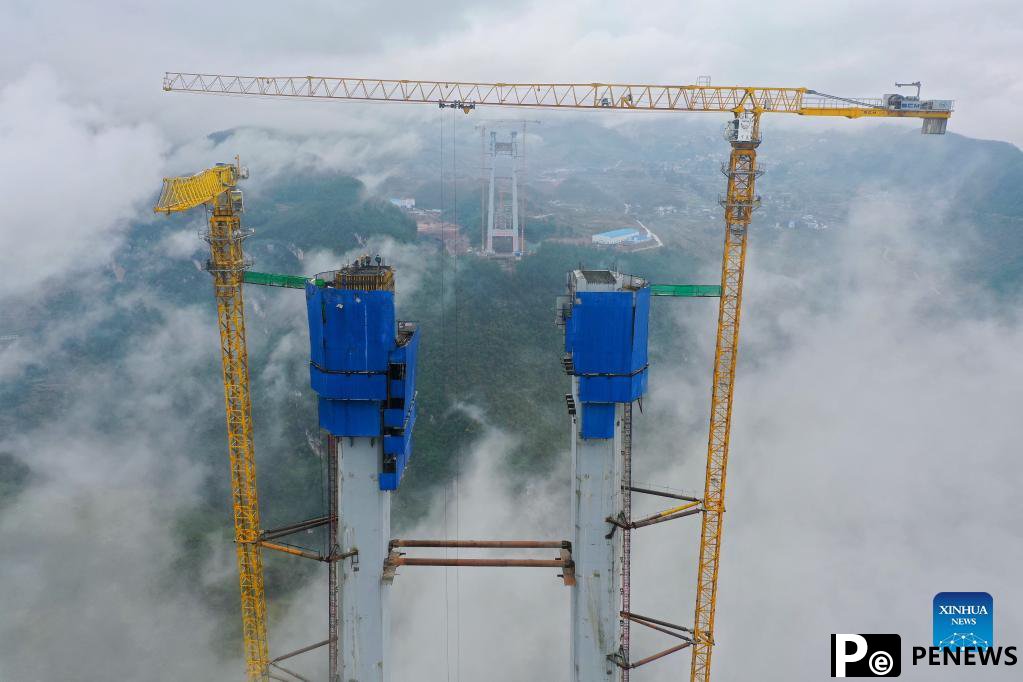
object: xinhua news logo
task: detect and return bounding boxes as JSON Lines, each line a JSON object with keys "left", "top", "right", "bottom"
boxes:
{"left": 933, "top": 592, "right": 993, "bottom": 650}
{"left": 911, "top": 591, "right": 1017, "bottom": 666}
{"left": 832, "top": 634, "right": 901, "bottom": 677}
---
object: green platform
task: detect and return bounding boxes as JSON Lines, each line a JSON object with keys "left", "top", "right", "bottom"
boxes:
{"left": 243, "top": 271, "right": 324, "bottom": 289}
{"left": 650, "top": 284, "right": 722, "bottom": 297}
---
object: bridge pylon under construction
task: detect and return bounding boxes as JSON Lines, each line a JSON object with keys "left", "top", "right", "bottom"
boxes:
{"left": 305, "top": 258, "right": 420, "bottom": 682}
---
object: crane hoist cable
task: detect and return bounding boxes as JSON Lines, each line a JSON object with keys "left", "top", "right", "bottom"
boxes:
{"left": 450, "top": 107, "right": 463, "bottom": 682}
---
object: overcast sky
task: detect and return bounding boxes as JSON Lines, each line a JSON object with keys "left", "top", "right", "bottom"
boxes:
{"left": 2, "top": 3, "right": 1022, "bottom": 680}
{"left": 2, "top": 0, "right": 1021, "bottom": 146}
{"left": 3, "top": 0, "right": 1020, "bottom": 298}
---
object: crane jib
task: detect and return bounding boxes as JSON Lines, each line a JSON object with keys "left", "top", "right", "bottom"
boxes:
{"left": 162, "top": 73, "right": 951, "bottom": 121}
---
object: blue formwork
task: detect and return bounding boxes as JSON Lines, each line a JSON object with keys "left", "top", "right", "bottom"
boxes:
{"left": 564, "top": 281, "right": 650, "bottom": 439}
{"left": 306, "top": 281, "right": 419, "bottom": 490}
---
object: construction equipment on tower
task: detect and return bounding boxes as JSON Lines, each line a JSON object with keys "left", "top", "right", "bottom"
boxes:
{"left": 153, "top": 160, "right": 269, "bottom": 681}
{"left": 162, "top": 73, "right": 952, "bottom": 681}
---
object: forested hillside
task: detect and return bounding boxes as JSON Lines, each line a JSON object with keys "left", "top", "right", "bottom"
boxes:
{"left": 2, "top": 122, "right": 1021, "bottom": 654}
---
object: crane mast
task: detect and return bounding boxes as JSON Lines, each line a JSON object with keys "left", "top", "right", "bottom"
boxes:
{"left": 154, "top": 163, "right": 270, "bottom": 681}
{"left": 162, "top": 73, "right": 951, "bottom": 682}
{"left": 690, "top": 113, "right": 761, "bottom": 680}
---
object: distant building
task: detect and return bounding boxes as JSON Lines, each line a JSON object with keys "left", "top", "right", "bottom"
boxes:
{"left": 592, "top": 228, "right": 650, "bottom": 246}
{"left": 389, "top": 197, "right": 416, "bottom": 210}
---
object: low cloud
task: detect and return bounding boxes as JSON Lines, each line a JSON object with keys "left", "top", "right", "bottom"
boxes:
{"left": 634, "top": 195, "right": 1023, "bottom": 679}
{"left": 165, "top": 127, "right": 422, "bottom": 194}
{"left": 266, "top": 413, "right": 571, "bottom": 681}
{"left": 0, "top": 300, "right": 237, "bottom": 680}
{"left": 8, "top": 189, "right": 1018, "bottom": 681}
{"left": 0, "top": 66, "right": 166, "bottom": 299}
{"left": 263, "top": 192, "right": 1023, "bottom": 681}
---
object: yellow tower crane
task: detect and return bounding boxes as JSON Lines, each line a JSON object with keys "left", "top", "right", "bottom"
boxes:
{"left": 161, "top": 73, "right": 952, "bottom": 681}
{"left": 153, "top": 160, "right": 269, "bottom": 681}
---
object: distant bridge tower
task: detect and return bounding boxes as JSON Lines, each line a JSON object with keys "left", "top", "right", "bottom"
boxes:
{"left": 479, "top": 121, "right": 535, "bottom": 258}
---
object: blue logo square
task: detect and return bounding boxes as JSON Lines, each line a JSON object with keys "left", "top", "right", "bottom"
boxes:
{"left": 933, "top": 592, "right": 993, "bottom": 650}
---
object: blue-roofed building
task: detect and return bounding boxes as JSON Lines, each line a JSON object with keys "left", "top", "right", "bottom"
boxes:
{"left": 591, "top": 227, "right": 651, "bottom": 246}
